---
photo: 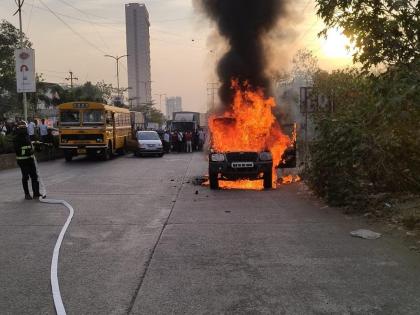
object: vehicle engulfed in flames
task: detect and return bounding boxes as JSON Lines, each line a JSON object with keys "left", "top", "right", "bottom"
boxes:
{"left": 207, "top": 82, "right": 296, "bottom": 190}
{"left": 209, "top": 148, "right": 274, "bottom": 190}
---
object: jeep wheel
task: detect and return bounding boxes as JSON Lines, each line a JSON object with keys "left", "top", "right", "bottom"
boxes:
{"left": 263, "top": 171, "right": 272, "bottom": 189}
{"left": 209, "top": 171, "right": 219, "bottom": 190}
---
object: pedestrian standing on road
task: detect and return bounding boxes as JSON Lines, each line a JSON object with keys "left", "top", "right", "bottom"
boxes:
{"left": 39, "top": 119, "right": 48, "bottom": 143}
{"left": 163, "top": 130, "right": 171, "bottom": 153}
{"left": 13, "top": 121, "right": 41, "bottom": 200}
{"left": 177, "top": 131, "right": 183, "bottom": 153}
{"left": 198, "top": 128, "right": 205, "bottom": 151}
{"left": 27, "top": 119, "right": 36, "bottom": 142}
{"left": 193, "top": 129, "right": 200, "bottom": 151}
{"left": 44, "top": 128, "right": 55, "bottom": 160}
{"left": 185, "top": 131, "right": 193, "bottom": 153}
{"left": 171, "top": 131, "right": 177, "bottom": 152}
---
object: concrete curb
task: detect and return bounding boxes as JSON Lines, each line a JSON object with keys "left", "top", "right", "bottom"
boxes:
{"left": 0, "top": 150, "right": 64, "bottom": 171}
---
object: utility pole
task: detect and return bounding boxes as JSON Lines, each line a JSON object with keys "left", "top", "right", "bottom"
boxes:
{"left": 105, "top": 55, "right": 128, "bottom": 101}
{"left": 65, "top": 71, "right": 78, "bottom": 88}
{"left": 154, "top": 93, "right": 166, "bottom": 112}
{"left": 207, "top": 82, "right": 218, "bottom": 112}
{"left": 14, "top": 0, "right": 27, "bottom": 121}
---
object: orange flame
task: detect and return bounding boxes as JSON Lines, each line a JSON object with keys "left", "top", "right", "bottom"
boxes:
{"left": 281, "top": 175, "right": 301, "bottom": 184}
{"left": 209, "top": 81, "right": 292, "bottom": 189}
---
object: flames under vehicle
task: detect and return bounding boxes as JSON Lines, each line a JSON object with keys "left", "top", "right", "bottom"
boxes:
{"left": 209, "top": 150, "right": 273, "bottom": 190}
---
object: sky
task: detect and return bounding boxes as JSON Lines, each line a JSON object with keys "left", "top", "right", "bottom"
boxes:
{"left": 0, "top": 0, "right": 353, "bottom": 114}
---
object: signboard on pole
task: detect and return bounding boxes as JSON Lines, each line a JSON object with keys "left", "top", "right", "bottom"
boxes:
{"left": 15, "top": 48, "right": 36, "bottom": 93}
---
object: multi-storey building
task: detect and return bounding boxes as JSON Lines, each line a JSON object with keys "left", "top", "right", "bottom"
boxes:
{"left": 166, "top": 97, "right": 183, "bottom": 120}
{"left": 125, "top": 3, "right": 151, "bottom": 107}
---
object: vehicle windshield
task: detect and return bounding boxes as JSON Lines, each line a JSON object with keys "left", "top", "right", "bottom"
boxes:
{"left": 138, "top": 132, "right": 160, "bottom": 141}
{"left": 83, "top": 110, "right": 104, "bottom": 125}
{"left": 60, "top": 111, "right": 80, "bottom": 125}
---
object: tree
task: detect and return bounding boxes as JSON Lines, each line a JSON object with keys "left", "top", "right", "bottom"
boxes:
{"left": 0, "top": 19, "right": 31, "bottom": 118}
{"left": 96, "top": 81, "right": 113, "bottom": 104}
{"left": 316, "top": 0, "right": 420, "bottom": 71}
{"left": 134, "top": 101, "right": 165, "bottom": 125}
{"left": 291, "top": 49, "right": 319, "bottom": 85}
{"left": 49, "top": 81, "right": 110, "bottom": 104}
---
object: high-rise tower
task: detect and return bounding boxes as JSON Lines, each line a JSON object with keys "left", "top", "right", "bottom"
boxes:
{"left": 125, "top": 3, "right": 151, "bottom": 107}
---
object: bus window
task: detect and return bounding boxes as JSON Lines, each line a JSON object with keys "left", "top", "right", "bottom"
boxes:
{"left": 83, "top": 110, "right": 104, "bottom": 125}
{"left": 106, "top": 111, "right": 113, "bottom": 126}
{"left": 60, "top": 110, "right": 80, "bottom": 125}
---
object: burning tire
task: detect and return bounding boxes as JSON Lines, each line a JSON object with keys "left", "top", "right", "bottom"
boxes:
{"left": 263, "top": 171, "right": 272, "bottom": 189}
{"left": 209, "top": 171, "right": 219, "bottom": 190}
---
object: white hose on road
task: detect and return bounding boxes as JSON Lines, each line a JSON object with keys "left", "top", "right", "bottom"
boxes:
{"left": 39, "top": 197, "right": 73, "bottom": 315}
{"left": 34, "top": 154, "right": 73, "bottom": 315}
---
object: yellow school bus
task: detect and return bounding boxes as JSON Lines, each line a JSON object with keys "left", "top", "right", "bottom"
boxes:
{"left": 58, "top": 102, "right": 131, "bottom": 161}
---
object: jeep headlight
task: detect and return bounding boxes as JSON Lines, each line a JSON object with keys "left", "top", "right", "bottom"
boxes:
{"left": 259, "top": 152, "right": 272, "bottom": 161}
{"left": 211, "top": 153, "right": 225, "bottom": 162}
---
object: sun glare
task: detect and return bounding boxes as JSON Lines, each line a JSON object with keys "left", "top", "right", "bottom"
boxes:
{"left": 322, "top": 28, "right": 354, "bottom": 59}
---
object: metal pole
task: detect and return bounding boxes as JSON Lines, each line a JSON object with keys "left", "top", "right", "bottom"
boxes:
{"left": 17, "top": 0, "right": 28, "bottom": 121}
{"left": 104, "top": 55, "right": 128, "bottom": 104}
{"left": 116, "top": 60, "right": 120, "bottom": 100}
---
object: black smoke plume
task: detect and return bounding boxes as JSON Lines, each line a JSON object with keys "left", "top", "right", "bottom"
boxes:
{"left": 196, "top": 0, "right": 288, "bottom": 106}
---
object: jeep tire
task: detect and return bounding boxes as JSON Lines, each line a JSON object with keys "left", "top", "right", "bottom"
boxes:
{"left": 209, "top": 171, "right": 219, "bottom": 190}
{"left": 263, "top": 171, "right": 272, "bottom": 189}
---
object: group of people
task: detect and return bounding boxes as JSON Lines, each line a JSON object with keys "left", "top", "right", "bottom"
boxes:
{"left": 26, "top": 119, "right": 50, "bottom": 143}
{"left": 0, "top": 119, "right": 50, "bottom": 143}
{"left": 162, "top": 129, "right": 206, "bottom": 153}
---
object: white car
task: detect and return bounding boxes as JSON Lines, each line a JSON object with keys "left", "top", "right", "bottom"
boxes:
{"left": 135, "top": 131, "right": 164, "bottom": 157}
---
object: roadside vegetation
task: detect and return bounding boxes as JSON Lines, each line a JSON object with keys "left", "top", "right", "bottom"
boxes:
{"left": 305, "top": 0, "right": 420, "bottom": 230}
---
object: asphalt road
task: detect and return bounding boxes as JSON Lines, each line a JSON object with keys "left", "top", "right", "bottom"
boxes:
{"left": 0, "top": 152, "right": 419, "bottom": 314}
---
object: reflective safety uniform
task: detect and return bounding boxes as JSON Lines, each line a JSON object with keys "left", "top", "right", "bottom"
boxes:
{"left": 13, "top": 132, "right": 40, "bottom": 197}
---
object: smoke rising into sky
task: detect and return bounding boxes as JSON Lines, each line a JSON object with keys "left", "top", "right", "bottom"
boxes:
{"left": 194, "top": 0, "right": 290, "bottom": 106}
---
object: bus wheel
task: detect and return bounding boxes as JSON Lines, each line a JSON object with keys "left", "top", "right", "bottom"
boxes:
{"left": 64, "top": 150, "right": 73, "bottom": 162}
{"left": 118, "top": 138, "right": 127, "bottom": 155}
{"left": 102, "top": 143, "right": 112, "bottom": 161}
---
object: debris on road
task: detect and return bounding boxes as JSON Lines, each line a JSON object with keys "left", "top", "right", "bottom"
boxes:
{"left": 193, "top": 175, "right": 208, "bottom": 186}
{"left": 350, "top": 229, "right": 382, "bottom": 240}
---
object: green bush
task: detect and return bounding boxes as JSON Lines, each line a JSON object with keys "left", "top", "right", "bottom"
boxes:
{"left": 0, "top": 134, "right": 15, "bottom": 154}
{"left": 306, "top": 65, "right": 420, "bottom": 209}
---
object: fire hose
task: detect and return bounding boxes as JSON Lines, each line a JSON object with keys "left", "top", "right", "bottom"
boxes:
{"left": 34, "top": 154, "right": 72, "bottom": 315}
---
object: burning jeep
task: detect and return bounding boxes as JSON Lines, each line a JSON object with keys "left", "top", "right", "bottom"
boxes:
{"left": 208, "top": 117, "right": 273, "bottom": 189}
{"left": 209, "top": 149, "right": 273, "bottom": 190}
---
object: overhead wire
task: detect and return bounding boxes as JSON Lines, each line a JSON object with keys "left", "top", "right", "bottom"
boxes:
{"left": 57, "top": 0, "right": 111, "bottom": 51}
{"left": 38, "top": 0, "right": 108, "bottom": 55}
{"left": 56, "top": 0, "right": 122, "bottom": 24}
{"left": 25, "top": 0, "right": 35, "bottom": 37}
{"left": 31, "top": 5, "right": 124, "bottom": 32}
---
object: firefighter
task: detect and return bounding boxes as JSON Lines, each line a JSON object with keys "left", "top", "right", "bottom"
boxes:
{"left": 13, "top": 120, "right": 41, "bottom": 200}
